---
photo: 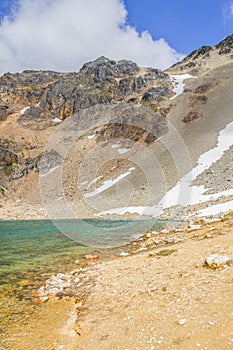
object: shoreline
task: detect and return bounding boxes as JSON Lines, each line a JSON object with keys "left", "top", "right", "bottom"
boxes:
{"left": 2, "top": 211, "right": 233, "bottom": 349}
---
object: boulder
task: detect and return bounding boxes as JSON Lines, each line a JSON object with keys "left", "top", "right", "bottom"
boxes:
{"left": 205, "top": 254, "right": 232, "bottom": 269}
{"left": 38, "top": 150, "right": 63, "bottom": 176}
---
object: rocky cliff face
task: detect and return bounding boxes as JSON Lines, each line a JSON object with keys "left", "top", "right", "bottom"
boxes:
{"left": 15, "top": 57, "right": 172, "bottom": 129}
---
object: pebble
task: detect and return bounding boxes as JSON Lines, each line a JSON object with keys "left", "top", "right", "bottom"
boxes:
{"left": 119, "top": 252, "right": 129, "bottom": 257}
{"left": 85, "top": 255, "right": 99, "bottom": 261}
{"left": 178, "top": 318, "right": 186, "bottom": 325}
{"left": 39, "top": 296, "right": 49, "bottom": 302}
{"left": 37, "top": 273, "right": 72, "bottom": 300}
{"left": 165, "top": 237, "right": 181, "bottom": 244}
{"left": 188, "top": 224, "right": 202, "bottom": 231}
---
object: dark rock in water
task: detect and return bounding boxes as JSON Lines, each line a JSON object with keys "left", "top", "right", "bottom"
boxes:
{"left": 38, "top": 150, "right": 63, "bottom": 176}
{"left": 216, "top": 34, "right": 233, "bottom": 55}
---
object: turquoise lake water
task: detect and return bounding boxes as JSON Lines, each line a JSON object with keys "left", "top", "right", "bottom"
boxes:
{"left": 0, "top": 219, "right": 166, "bottom": 278}
{"left": 0, "top": 218, "right": 166, "bottom": 344}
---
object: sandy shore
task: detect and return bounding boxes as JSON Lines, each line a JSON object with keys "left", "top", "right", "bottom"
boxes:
{"left": 3, "top": 213, "right": 233, "bottom": 350}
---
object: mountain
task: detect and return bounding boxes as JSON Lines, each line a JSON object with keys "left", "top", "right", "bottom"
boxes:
{"left": 1, "top": 35, "right": 233, "bottom": 220}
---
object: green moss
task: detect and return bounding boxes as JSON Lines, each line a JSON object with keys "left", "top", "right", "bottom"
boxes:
{"left": 102, "top": 86, "right": 113, "bottom": 101}
{"left": 25, "top": 86, "right": 32, "bottom": 93}
{"left": 141, "top": 101, "right": 158, "bottom": 112}
{"left": 158, "top": 249, "right": 177, "bottom": 256}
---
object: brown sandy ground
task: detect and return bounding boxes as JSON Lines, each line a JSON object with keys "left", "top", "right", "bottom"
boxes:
{"left": 4, "top": 215, "right": 233, "bottom": 350}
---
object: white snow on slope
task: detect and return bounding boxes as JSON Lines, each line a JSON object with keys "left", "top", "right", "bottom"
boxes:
{"left": 88, "top": 134, "right": 96, "bottom": 140}
{"left": 99, "top": 120, "right": 233, "bottom": 217}
{"left": 21, "top": 106, "right": 30, "bottom": 114}
{"left": 53, "top": 117, "right": 62, "bottom": 123}
{"left": 39, "top": 165, "right": 61, "bottom": 178}
{"left": 118, "top": 148, "right": 130, "bottom": 155}
{"left": 170, "top": 74, "right": 195, "bottom": 100}
{"left": 162, "top": 120, "right": 233, "bottom": 208}
{"left": 87, "top": 176, "right": 103, "bottom": 189}
{"left": 197, "top": 200, "right": 233, "bottom": 217}
{"left": 84, "top": 168, "right": 135, "bottom": 199}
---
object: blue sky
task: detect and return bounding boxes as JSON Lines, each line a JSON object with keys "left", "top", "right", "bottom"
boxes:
{"left": 124, "top": 0, "right": 233, "bottom": 53}
{"left": 0, "top": 0, "right": 233, "bottom": 75}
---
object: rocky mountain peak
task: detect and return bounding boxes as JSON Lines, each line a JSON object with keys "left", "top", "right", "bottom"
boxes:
{"left": 80, "top": 56, "right": 140, "bottom": 81}
{"left": 216, "top": 34, "right": 233, "bottom": 54}
{"left": 167, "top": 33, "right": 233, "bottom": 75}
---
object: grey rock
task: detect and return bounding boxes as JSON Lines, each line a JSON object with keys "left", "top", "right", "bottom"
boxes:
{"left": 38, "top": 150, "right": 63, "bottom": 175}
{"left": 165, "top": 237, "right": 181, "bottom": 244}
{"left": 142, "top": 86, "right": 170, "bottom": 102}
{"left": 205, "top": 254, "right": 232, "bottom": 269}
{"left": 0, "top": 104, "right": 14, "bottom": 120}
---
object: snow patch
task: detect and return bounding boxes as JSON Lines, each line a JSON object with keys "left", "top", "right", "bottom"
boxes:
{"left": 197, "top": 200, "right": 233, "bottom": 217}
{"left": 88, "top": 134, "right": 96, "bottom": 140}
{"left": 53, "top": 117, "right": 62, "bottom": 123}
{"left": 21, "top": 106, "right": 30, "bottom": 114}
{"left": 87, "top": 176, "right": 103, "bottom": 189}
{"left": 79, "top": 181, "right": 88, "bottom": 187}
{"left": 170, "top": 74, "right": 195, "bottom": 100}
{"left": 118, "top": 148, "right": 130, "bottom": 154}
{"left": 112, "top": 144, "right": 120, "bottom": 149}
{"left": 39, "top": 165, "right": 61, "bottom": 177}
{"left": 84, "top": 168, "right": 135, "bottom": 199}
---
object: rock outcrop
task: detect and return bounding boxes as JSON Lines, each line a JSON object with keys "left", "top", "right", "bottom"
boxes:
{"left": 1, "top": 57, "right": 173, "bottom": 129}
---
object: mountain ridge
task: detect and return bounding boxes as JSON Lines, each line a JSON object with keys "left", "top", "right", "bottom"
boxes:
{"left": 1, "top": 34, "right": 233, "bottom": 220}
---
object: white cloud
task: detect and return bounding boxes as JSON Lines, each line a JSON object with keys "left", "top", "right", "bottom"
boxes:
{"left": 229, "top": 2, "right": 233, "bottom": 16}
{"left": 223, "top": 1, "right": 233, "bottom": 23}
{"left": 0, "top": 0, "right": 183, "bottom": 76}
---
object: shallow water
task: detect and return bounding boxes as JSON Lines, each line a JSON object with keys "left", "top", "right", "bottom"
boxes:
{"left": 0, "top": 218, "right": 164, "bottom": 346}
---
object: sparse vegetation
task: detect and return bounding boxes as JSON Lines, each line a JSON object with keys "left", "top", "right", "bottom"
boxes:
{"left": 158, "top": 249, "right": 177, "bottom": 256}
